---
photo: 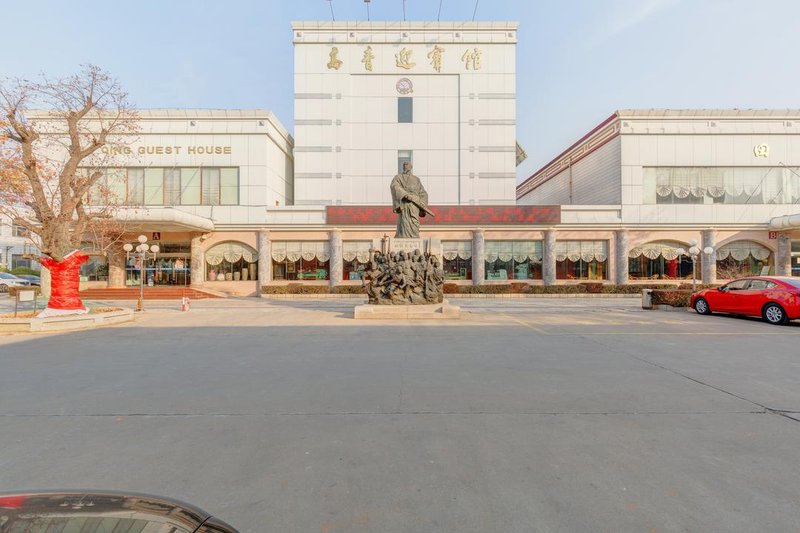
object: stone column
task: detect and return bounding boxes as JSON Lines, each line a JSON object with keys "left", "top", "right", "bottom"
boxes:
{"left": 190, "top": 235, "right": 204, "bottom": 287}
{"left": 543, "top": 228, "right": 557, "bottom": 286}
{"left": 107, "top": 247, "right": 126, "bottom": 288}
{"left": 614, "top": 229, "right": 629, "bottom": 285}
{"left": 329, "top": 228, "right": 343, "bottom": 289}
{"left": 701, "top": 228, "right": 717, "bottom": 285}
{"left": 472, "top": 228, "right": 485, "bottom": 285}
{"left": 776, "top": 232, "right": 792, "bottom": 277}
{"left": 257, "top": 230, "right": 271, "bottom": 289}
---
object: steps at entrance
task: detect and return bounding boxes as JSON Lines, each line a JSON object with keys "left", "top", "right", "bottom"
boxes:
{"left": 80, "top": 287, "right": 222, "bottom": 300}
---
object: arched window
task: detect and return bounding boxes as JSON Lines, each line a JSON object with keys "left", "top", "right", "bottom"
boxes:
{"left": 716, "top": 241, "right": 773, "bottom": 278}
{"left": 628, "top": 241, "right": 692, "bottom": 280}
{"left": 555, "top": 241, "right": 608, "bottom": 280}
{"left": 205, "top": 242, "right": 258, "bottom": 281}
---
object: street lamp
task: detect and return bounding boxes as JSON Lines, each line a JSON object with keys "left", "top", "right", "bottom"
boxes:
{"left": 686, "top": 239, "right": 714, "bottom": 292}
{"left": 123, "top": 234, "right": 159, "bottom": 312}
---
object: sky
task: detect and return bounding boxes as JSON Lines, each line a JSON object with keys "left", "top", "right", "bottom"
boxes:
{"left": 2, "top": 0, "right": 799, "bottom": 181}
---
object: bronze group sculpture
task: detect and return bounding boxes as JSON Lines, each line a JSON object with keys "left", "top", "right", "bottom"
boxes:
{"left": 363, "top": 249, "right": 444, "bottom": 305}
{"left": 362, "top": 163, "right": 443, "bottom": 305}
{"left": 391, "top": 162, "right": 434, "bottom": 239}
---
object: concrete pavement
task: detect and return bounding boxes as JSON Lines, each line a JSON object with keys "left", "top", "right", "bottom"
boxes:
{"left": 1, "top": 298, "right": 799, "bottom": 532}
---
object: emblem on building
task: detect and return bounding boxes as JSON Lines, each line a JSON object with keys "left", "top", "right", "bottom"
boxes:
{"left": 361, "top": 46, "right": 375, "bottom": 71}
{"left": 753, "top": 143, "right": 769, "bottom": 157}
{"left": 395, "top": 47, "right": 416, "bottom": 69}
{"left": 327, "top": 47, "right": 343, "bottom": 70}
{"left": 396, "top": 78, "right": 413, "bottom": 95}
{"left": 427, "top": 45, "right": 444, "bottom": 72}
{"left": 461, "top": 47, "right": 482, "bottom": 70}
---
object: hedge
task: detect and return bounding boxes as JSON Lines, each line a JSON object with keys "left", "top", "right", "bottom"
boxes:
{"left": 651, "top": 289, "right": 693, "bottom": 308}
{"left": 262, "top": 283, "right": 712, "bottom": 296}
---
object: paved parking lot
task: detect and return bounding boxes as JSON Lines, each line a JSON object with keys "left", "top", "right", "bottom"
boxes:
{"left": 1, "top": 298, "right": 799, "bottom": 532}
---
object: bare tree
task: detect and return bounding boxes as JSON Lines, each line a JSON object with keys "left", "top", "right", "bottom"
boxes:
{"left": 1, "top": 65, "right": 138, "bottom": 261}
{"left": 1, "top": 65, "right": 138, "bottom": 313}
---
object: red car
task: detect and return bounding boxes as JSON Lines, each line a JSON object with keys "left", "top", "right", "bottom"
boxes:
{"left": 691, "top": 276, "right": 800, "bottom": 325}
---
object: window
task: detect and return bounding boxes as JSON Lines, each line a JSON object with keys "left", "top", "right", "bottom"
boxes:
{"left": 724, "top": 279, "right": 750, "bottom": 290}
{"left": 206, "top": 242, "right": 258, "bottom": 281}
{"left": 485, "top": 241, "right": 543, "bottom": 280}
{"left": 748, "top": 279, "right": 776, "bottom": 290}
{"left": 82, "top": 167, "right": 239, "bottom": 206}
{"left": 398, "top": 97, "right": 413, "bottom": 123}
{"left": 443, "top": 241, "right": 473, "bottom": 280}
{"left": 80, "top": 255, "right": 109, "bottom": 282}
{"left": 716, "top": 241, "right": 773, "bottom": 279}
{"left": 628, "top": 241, "right": 692, "bottom": 280}
{"left": 398, "top": 150, "right": 413, "bottom": 175}
{"left": 343, "top": 241, "right": 372, "bottom": 280}
{"left": 643, "top": 167, "right": 800, "bottom": 205}
{"left": 556, "top": 241, "right": 608, "bottom": 280}
{"left": 12, "top": 224, "right": 28, "bottom": 237}
{"left": 127, "top": 168, "right": 145, "bottom": 205}
{"left": 271, "top": 242, "right": 330, "bottom": 281}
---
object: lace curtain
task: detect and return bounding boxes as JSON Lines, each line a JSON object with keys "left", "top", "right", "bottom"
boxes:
{"left": 443, "top": 241, "right": 473, "bottom": 261}
{"left": 628, "top": 241, "right": 686, "bottom": 261}
{"left": 485, "top": 241, "right": 543, "bottom": 263}
{"left": 271, "top": 241, "right": 331, "bottom": 263}
{"left": 343, "top": 241, "right": 372, "bottom": 263}
{"left": 650, "top": 167, "right": 799, "bottom": 203}
{"left": 555, "top": 241, "right": 608, "bottom": 262}
{"left": 205, "top": 242, "right": 257, "bottom": 266}
{"left": 716, "top": 241, "right": 772, "bottom": 261}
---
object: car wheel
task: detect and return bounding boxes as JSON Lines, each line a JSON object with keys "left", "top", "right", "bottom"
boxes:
{"left": 763, "top": 303, "right": 788, "bottom": 325}
{"left": 694, "top": 297, "right": 711, "bottom": 315}
{"left": 0, "top": 283, "right": 8, "bottom": 293}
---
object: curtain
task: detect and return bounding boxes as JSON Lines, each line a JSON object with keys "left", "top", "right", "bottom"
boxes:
{"left": 556, "top": 241, "right": 608, "bottom": 262}
{"left": 628, "top": 241, "right": 685, "bottom": 261}
{"left": 272, "top": 242, "right": 330, "bottom": 262}
{"left": 443, "top": 241, "right": 473, "bottom": 261}
{"left": 343, "top": 241, "right": 373, "bottom": 262}
{"left": 206, "top": 242, "right": 257, "bottom": 265}
{"left": 716, "top": 241, "right": 772, "bottom": 261}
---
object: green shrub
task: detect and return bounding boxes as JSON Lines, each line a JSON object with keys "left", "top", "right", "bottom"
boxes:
{"left": 651, "top": 289, "right": 692, "bottom": 307}
{"left": 332, "top": 285, "right": 365, "bottom": 294}
{"left": 11, "top": 267, "right": 40, "bottom": 277}
{"left": 262, "top": 285, "right": 288, "bottom": 294}
{"left": 443, "top": 283, "right": 460, "bottom": 294}
{"left": 6, "top": 286, "right": 42, "bottom": 297}
{"left": 286, "top": 283, "right": 329, "bottom": 294}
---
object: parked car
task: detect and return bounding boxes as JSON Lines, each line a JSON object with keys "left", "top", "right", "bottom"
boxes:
{"left": 15, "top": 274, "right": 41, "bottom": 286}
{"left": 0, "top": 490, "right": 239, "bottom": 532}
{"left": 0, "top": 272, "right": 31, "bottom": 293}
{"left": 691, "top": 276, "right": 800, "bottom": 325}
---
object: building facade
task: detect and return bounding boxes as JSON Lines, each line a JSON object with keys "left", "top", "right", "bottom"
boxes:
{"left": 292, "top": 21, "right": 518, "bottom": 206}
{"left": 517, "top": 109, "right": 800, "bottom": 284}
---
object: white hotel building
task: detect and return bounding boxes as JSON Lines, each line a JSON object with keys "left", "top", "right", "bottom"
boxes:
{"left": 16, "top": 22, "right": 799, "bottom": 296}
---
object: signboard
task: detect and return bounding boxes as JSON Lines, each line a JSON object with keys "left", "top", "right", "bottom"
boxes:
{"left": 152, "top": 232, "right": 161, "bottom": 240}
{"left": 325, "top": 205, "right": 561, "bottom": 226}
{"left": 768, "top": 231, "right": 778, "bottom": 240}
{"left": 17, "top": 290, "right": 35, "bottom": 302}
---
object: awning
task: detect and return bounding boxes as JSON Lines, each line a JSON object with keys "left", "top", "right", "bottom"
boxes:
{"left": 112, "top": 208, "right": 215, "bottom": 232}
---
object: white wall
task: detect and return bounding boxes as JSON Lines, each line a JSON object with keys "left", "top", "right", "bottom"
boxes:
{"left": 293, "top": 22, "right": 517, "bottom": 206}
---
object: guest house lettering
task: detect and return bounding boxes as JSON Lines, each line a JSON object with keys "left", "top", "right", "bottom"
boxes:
{"left": 102, "top": 145, "right": 233, "bottom": 155}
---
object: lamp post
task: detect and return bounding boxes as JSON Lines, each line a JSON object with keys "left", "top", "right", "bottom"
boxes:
{"left": 123, "top": 235, "right": 159, "bottom": 312}
{"left": 686, "top": 239, "right": 714, "bottom": 292}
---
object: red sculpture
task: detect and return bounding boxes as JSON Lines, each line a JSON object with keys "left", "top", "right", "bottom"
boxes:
{"left": 38, "top": 250, "right": 89, "bottom": 317}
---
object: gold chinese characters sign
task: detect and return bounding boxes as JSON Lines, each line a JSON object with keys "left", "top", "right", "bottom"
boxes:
{"left": 326, "top": 46, "right": 483, "bottom": 71}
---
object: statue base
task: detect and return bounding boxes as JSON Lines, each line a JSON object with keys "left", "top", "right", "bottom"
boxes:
{"left": 354, "top": 300, "right": 460, "bottom": 320}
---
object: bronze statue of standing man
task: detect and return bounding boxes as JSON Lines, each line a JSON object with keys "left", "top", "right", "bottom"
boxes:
{"left": 390, "top": 162, "right": 434, "bottom": 238}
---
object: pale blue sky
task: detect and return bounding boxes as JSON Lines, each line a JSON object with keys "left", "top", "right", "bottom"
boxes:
{"left": 2, "top": 0, "right": 798, "bottom": 180}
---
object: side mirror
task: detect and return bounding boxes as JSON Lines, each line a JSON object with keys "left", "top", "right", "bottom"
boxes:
{"left": 717, "top": 286, "right": 726, "bottom": 292}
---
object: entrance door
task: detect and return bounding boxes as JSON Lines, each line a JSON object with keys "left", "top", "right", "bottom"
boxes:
{"left": 126, "top": 253, "right": 191, "bottom": 286}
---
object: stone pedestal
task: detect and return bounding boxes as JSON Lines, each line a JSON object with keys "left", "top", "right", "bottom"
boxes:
{"left": 701, "top": 229, "right": 717, "bottom": 285}
{"left": 472, "top": 229, "right": 485, "bottom": 285}
{"left": 329, "top": 229, "right": 343, "bottom": 288}
{"left": 614, "top": 229, "right": 629, "bottom": 285}
{"left": 257, "top": 230, "right": 271, "bottom": 289}
{"left": 354, "top": 300, "right": 460, "bottom": 320}
{"left": 776, "top": 233, "right": 792, "bottom": 277}
{"left": 190, "top": 235, "right": 204, "bottom": 287}
{"left": 543, "top": 228, "right": 557, "bottom": 286}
